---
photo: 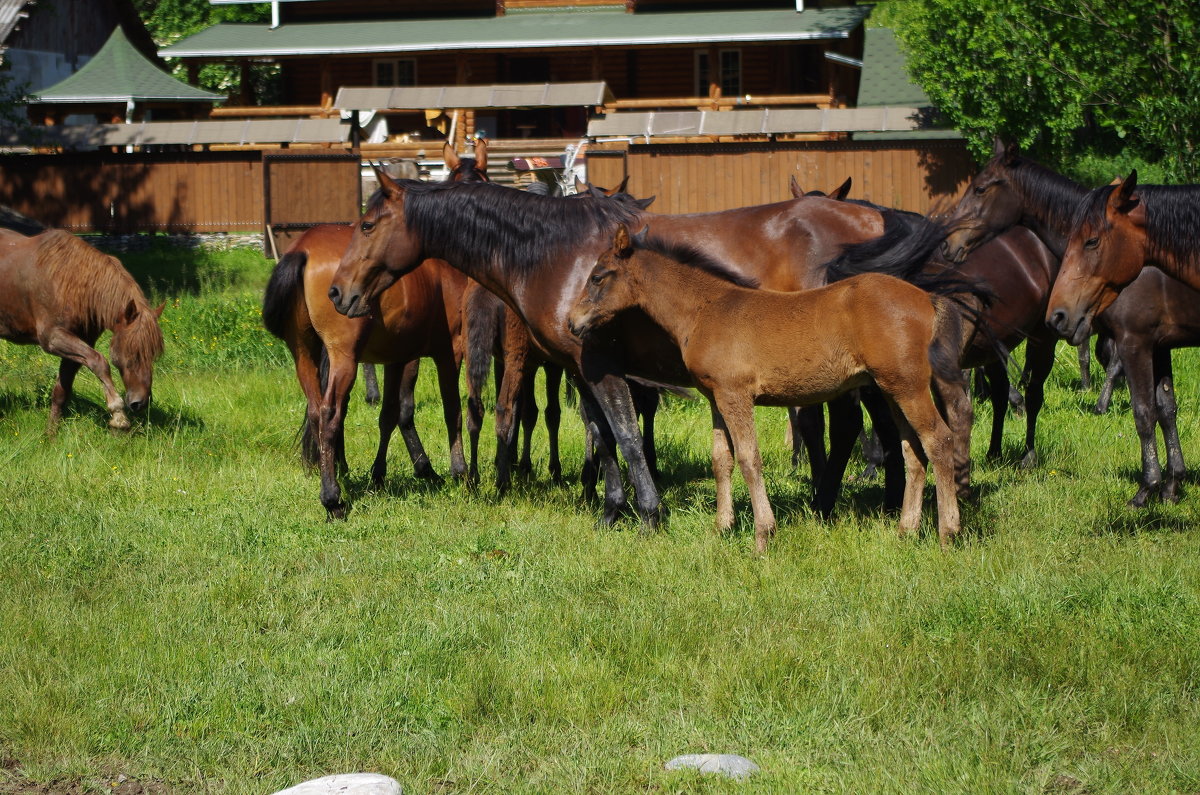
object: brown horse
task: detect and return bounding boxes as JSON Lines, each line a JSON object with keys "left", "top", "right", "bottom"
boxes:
{"left": 0, "top": 228, "right": 163, "bottom": 433}
{"left": 568, "top": 226, "right": 964, "bottom": 552}
{"left": 948, "top": 145, "right": 1200, "bottom": 505}
{"left": 326, "top": 172, "right": 950, "bottom": 527}
{"left": 262, "top": 223, "right": 468, "bottom": 518}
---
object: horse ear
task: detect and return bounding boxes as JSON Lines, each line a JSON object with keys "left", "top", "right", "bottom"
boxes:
{"left": 1110, "top": 170, "right": 1140, "bottom": 215}
{"left": 613, "top": 224, "right": 631, "bottom": 255}
{"left": 1000, "top": 139, "right": 1019, "bottom": 165}
{"left": 472, "top": 137, "right": 487, "bottom": 171}
{"left": 615, "top": 175, "right": 630, "bottom": 195}
{"left": 372, "top": 162, "right": 404, "bottom": 199}
{"left": 575, "top": 177, "right": 588, "bottom": 194}
{"left": 123, "top": 299, "right": 139, "bottom": 324}
{"left": 630, "top": 226, "right": 649, "bottom": 249}
{"left": 154, "top": 301, "right": 166, "bottom": 319}
{"left": 830, "top": 176, "right": 852, "bottom": 201}
{"left": 443, "top": 141, "right": 460, "bottom": 172}
{"left": 789, "top": 174, "right": 803, "bottom": 199}
{"left": 635, "top": 195, "right": 656, "bottom": 210}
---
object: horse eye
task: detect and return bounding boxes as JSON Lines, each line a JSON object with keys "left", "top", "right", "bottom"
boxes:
{"left": 974, "top": 184, "right": 988, "bottom": 195}
{"left": 590, "top": 272, "right": 605, "bottom": 285}
{"left": 1085, "top": 237, "right": 1099, "bottom": 249}
{"left": 360, "top": 220, "right": 376, "bottom": 233}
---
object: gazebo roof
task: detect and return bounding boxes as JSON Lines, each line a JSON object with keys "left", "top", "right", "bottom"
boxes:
{"left": 32, "top": 26, "right": 223, "bottom": 104}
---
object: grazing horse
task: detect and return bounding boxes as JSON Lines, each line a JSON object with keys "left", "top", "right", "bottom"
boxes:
{"left": 1047, "top": 172, "right": 1200, "bottom": 504}
{"left": 327, "top": 173, "right": 932, "bottom": 528}
{"left": 568, "top": 226, "right": 964, "bottom": 552}
{"left": 947, "top": 143, "right": 1200, "bottom": 505}
{"left": 262, "top": 223, "right": 468, "bottom": 519}
{"left": 0, "top": 228, "right": 163, "bottom": 433}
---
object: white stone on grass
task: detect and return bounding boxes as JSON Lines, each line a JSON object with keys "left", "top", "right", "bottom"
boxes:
{"left": 665, "top": 753, "right": 760, "bottom": 778}
{"left": 271, "top": 773, "right": 401, "bottom": 795}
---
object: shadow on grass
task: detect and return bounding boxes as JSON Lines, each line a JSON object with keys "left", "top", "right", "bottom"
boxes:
{"left": 1091, "top": 502, "right": 1194, "bottom": 536}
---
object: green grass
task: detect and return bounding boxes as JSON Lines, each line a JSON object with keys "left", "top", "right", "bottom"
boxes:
{"left": 2, "top": 240, "right": 1199, "bottom": 793}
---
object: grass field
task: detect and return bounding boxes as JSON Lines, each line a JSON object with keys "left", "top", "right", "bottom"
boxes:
{"left": 1, "top": 240, "right": 1198, "bottom": 794}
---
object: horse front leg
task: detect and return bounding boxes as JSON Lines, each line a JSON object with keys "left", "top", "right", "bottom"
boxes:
{"left": 433, "top": 345, "right": 467, "bottom": 480}
{"left": 48, "top": 358, "right": 83, "bottom": 433}
{"left": 860, "top": 387, "right": 905, "bottom": 513}
{"left": 712, "top": 390, "right": 774, "bottom": 554}
{"left": 543, "top": 364, "right": 565, "bottom": 483}
{"left": 40, "top": 327, "right": 128, "bottom": 432}
{"left": 1121, "top": 342, "right": 1163, "bottom": 508}
{"left": 583, "top": 367, "right": 665, "bottom": 529}
{"left": 369, "top": 362, "right": 402, "bottom": 487}
{"left": 318, "top": 354, "right": 359, "bottom": 519}
{"left": 812, "top": 394, "right": 862, "bottom": 519}
{"left": 1019, "top": 338, "right": 1056, "bottom": 469}
{"left": 1153, "top": 348, "right": 1185, "bottom": 504}
{"left": 576, "top": 386, "right": 629, "bottom": 525}
{"left": 983, "top": 359, "right": 1010, "bottom": 461}
{"left": 392, "top": 359, "right": 438, "bottom": 481}
{"left": 709, "top": 401, "right": 737, "bottom": 534}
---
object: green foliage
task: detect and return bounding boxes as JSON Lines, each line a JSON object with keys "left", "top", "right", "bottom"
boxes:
{"left": 132, "top": 0, "right": 278, "bottom": 103}
{"left": 891, "top": 0, "right": 1200, "bottom": 181}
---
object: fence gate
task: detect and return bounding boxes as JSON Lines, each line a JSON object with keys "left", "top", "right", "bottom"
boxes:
{"left": 262, "top": 151, "right": 361, "bottom": 257}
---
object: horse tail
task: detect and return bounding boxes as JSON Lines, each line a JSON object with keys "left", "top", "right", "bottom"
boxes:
{"left": 822, "top": 211, "right": 949, "bottom": 284}
{"left": 262, "top": 248, "right": 308, "bottom": 340}
{"left": 928, "top": 295, "right": 967, "bottom": 389}
{"left": 466, "top": 295, "right": 502, "bottom": 395}
{"left": 564, "top": 377, "right": 577, "bottom": 408}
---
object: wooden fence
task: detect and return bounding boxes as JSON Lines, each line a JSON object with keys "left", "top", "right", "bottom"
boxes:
{"left": 0, "top": 150, "right": 359, "bottom": 241}
{"left": 0, "top": 140, "right": 974, "bottom": 240}
{"left": 585, "top": 139, "right": 974, "bottom": 215}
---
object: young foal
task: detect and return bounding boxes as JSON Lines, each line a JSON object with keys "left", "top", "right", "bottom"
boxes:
{"left": 569, "top": 226, "right": 964, "bottom": 553}
{"left": 0, "top": 228, "right": 163, "bottom": 433}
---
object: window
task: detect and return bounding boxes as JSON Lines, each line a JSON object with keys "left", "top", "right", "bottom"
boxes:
{"left": 695, "top": 49, "right": 742, "bottom": 98}
{"left": 373, "top": 58, "right": 416, "bottom": 87}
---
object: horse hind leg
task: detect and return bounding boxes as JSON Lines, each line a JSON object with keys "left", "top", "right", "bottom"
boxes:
{"left": 48, "top": 358, "right": 83, "bottom": 434}
{"left": 369, "top": 362, "right": 404, "bottom": 488}
{"left": 361, "top": 363, "right": 381, "bottom": 406}
{"left": 1154, "top": 348, "right": 1184, "bottom": 504}
{"left": 543, "top": 364, "right": 565, "bottom": 483}
{"left": 712, "top": 390, "right": 775, "bottom": 554}
{"left": 318, "top": 353, "right": 359, "bottom": 519}
{"left": 1018, "top": 337, "right": 1056, "bottom": 470}
{"left": 392, "top": 359, "right": 439, "bottom": 481}
{"left": 891, "top": 390, "right": 960, "bottom": 548}
{"left": 1122, "top": 342, "right": 1163, "bottom": 508}
{"left": 41, "top": 327, "right": 128, "bottom": 432}
{"left": 709, "top": 402, "right": 737, "bottom": 534}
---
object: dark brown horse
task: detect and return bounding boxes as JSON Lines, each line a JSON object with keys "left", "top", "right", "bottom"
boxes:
{"left": 569, "top": 226, "right": 964, "bottom": 552}
{"left": 1046, "top": 172, "right": 1200, "bottom": 504}
{"left": 326, "top": 172, "right": 923, "bottom": 527}
{"left": 262, "top": 223, "right": 468, "bottom": 518}
{"left": 947, "top": 144, "right": 1200, "bottom": 505}
{"left": 0, "top": 228, "right": 163, "bottom": 433}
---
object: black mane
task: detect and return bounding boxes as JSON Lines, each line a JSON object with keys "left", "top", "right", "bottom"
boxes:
{"left": 634, "top": 233, "right": 760, "bottom": 289}
{"left": 1076, "top": 184, "right": 1200, "bottom": 268}
{"left": 1003, "top": 155, "right": 1088, "bottom": 232}
{"left": 370, "top": 180, "right": 647, "bottom": 275}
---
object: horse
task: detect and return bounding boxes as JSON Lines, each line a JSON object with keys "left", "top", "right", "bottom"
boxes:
{"left": 0, "top": 228, "right": 163, "bottom": 433}
{"left": 263, "top": 223, "right": 469, "bottom": 519}
{"left": 946, "top": 143, "right": 1200, "bottom": 506}
{"left": 327, "top": 171, "right": 931, "bottom": 528}
{"left": 568, "top": 225, "right": 965, "bottom": 553}
{"left": 1046, "top": 172, "right": 1200, "bottom": 503}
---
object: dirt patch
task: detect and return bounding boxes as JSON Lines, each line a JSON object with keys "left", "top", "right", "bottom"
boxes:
{"left": 0, "top": 772, "right": 175, "bottom": 795}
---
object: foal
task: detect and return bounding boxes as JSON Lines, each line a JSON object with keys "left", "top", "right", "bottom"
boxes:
{"left": 569, "top": 226, "right": 964, "bottom": 553}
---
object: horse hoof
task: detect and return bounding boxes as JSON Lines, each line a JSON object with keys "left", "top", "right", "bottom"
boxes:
{"left": 414, "top": 466, "right": 442, "bottom": 482}
{"left": 325, "top": 503, "right": 350, "bottom": 521}
{"left": 109, "top": 417, "right": 131, "bottom": 432}
{"left": 1128, "top": 489, "right": 1153, "bottom": 509}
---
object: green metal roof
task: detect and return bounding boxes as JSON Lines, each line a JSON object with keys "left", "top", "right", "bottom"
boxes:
{"left": 159, "top": 6, "right": 871, "bottom": 58}
{"left": 856, "top": 27, "right": 929, "bottom": 108}
{"left": 34, "top": 26, "right": 223, "bottom": 104}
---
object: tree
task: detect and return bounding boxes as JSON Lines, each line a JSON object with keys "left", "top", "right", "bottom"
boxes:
{"left": 891, "top": 0, "right": 1200, "bottom": 181}
{"left": 132, "top": 0, "right": 277, "bottom": 103}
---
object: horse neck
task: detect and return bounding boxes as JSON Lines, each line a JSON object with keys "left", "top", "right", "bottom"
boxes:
{"left": 1014, "top": 166, "right": 1087, "bottom": 259}
{"left": 624, "top": 253, "right": 724, "bottom": 344}
{"left": 1141, "top": 188, "right": 1200, "bottom": 286}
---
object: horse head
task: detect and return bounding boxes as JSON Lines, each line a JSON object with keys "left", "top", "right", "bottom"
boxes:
{"left": 568, "top": 224, "right": 644, "bottom": 339}
{"left": 329, "top": 165, "right": 423, "bottom": 318}
{"left": 942, "top": 138, "right": 1027, "bottom": 263}
{"left": 1046, "top": 170, "right": 1146, "bottom": 345}
{"left": 109, "top": 299, "right": 165, "bottom": 413}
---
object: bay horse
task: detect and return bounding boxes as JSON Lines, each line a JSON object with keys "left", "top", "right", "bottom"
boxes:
{"left": 0, "top": 227, "right": 163, "bottom": 433}
{"left": 327, "top": 172, "right": 921, "bottom": 528}
{"left": 947, "top": 143, "right": 1200, "bottom": 505}
{"left": 568, "top": 226, "right": 964, "bottom": 553}
{"left": 262, "top": 223, "right": 468, "bottom": 519}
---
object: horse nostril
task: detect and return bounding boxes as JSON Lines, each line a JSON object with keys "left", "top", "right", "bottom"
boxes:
{"left": 1048, "top": 309, "right": 1067, "bottom": 333}
{"left": 127, "top": 399, "right": 145, "bottom": 412}
{"left": 328, "top": 285, "right": 341, "bottom": 303}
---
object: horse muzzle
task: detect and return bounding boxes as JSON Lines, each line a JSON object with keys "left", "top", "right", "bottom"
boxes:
{"left": 1047, "top": 307, "right": 1091, "bottom": 346}
{"left": 328, "top": 285, "right": 370, "bottom": 318}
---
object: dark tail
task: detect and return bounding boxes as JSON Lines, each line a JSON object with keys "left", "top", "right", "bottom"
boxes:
{"left": 822, "top": 210, "right": 949, "bottom": 285}
{"left": 466, "top": 294, "right": 503, "bottom": 395}
{"left": 262, "top": 248, "right": 308, "bottom": 339}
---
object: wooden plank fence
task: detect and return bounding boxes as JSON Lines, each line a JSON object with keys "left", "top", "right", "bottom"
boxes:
{"left": 585, "top": 140, "right": 974, "bottom": 214}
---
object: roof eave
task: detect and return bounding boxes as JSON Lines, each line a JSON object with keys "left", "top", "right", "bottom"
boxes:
{"left": 160, "top": 30, "right": 852, "bottom": 59}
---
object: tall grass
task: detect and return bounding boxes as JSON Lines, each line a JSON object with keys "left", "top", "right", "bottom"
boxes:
{"left": 1, "top": 240, "right": 1198, "bottom": 793}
